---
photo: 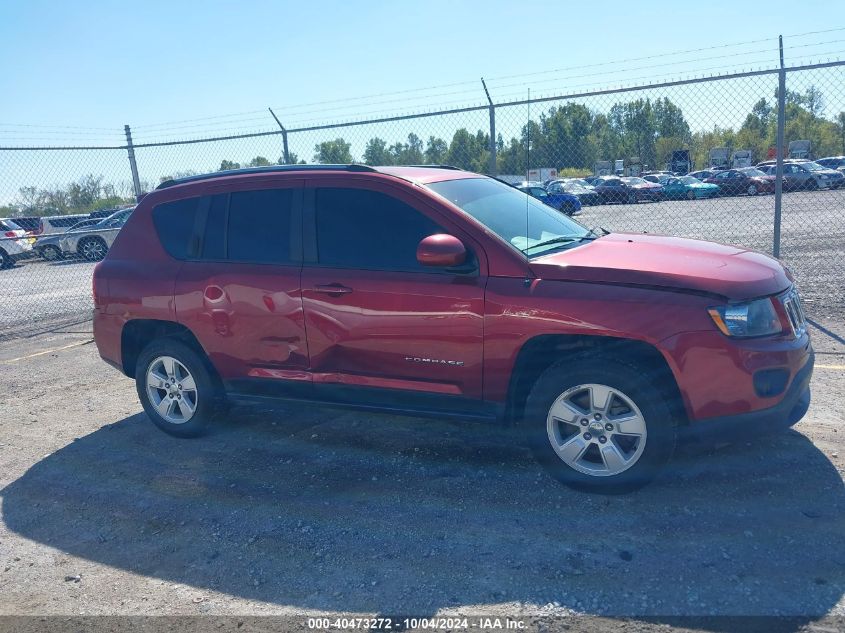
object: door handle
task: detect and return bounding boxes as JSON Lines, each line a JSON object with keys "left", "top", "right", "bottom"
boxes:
{"left": 313, "top": 283, "right": 353, "bottom": 296}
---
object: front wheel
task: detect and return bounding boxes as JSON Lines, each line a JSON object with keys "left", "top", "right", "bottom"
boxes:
{"left": 135, "top": 340, "right": 221, "bottom": 437}
{"left": 40, "top": 245, "right": 62, "bottom": 261}
{"left": 686, "top": 190, "right": 696, "bottom": 200}
{"left": 747, "top": 184, "right": 758, "bottom": 196}
{"left": 806, "top": 178, "right": 818, "bottom": 191}
{"left": 525, "top": 357, "right": 676, "bottom": 493}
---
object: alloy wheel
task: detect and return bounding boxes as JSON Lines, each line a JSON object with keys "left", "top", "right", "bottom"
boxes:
{"left": 546, "top": 383, "right": 647, "bottom": 477}
{"left": 145, "top": 356, "right": 199, "bottom": 425}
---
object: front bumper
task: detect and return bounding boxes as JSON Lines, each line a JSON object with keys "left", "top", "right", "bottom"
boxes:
{"left": 678, "top": 350, "right": 814, "bottom": 444}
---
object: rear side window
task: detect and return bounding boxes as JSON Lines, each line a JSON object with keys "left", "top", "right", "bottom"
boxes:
{"left": 314, "top": 188, "right": 443, "bottom": 272}
{"left": 200, "top": 189, "right": 294, "bottom": 264}
{"left": 152, "top": 197, "right": 199, "bottom": 259}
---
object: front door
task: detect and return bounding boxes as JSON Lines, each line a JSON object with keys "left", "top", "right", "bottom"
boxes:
{"left": 300, "top": 181, "right": 486, "bottom": 401}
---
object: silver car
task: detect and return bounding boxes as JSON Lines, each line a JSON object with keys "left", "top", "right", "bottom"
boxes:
{"left": 59, "top": 207, "right": 134, "bottom": 261}
{"left": 34, "top": 218, "right": 100, "bottom": 260}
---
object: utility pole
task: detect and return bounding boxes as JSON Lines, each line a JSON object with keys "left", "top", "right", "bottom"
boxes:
{"left": 773, "top": 35, "right": 786, "bottom": 259}
{"left": 124, "top": 125, "right": 142, "bottom": 199}
{"left": 268, "top": 108, "right": 291, "bottom": 164}
{"left": 481, "top": 78, "right": 496, "bottom": 175}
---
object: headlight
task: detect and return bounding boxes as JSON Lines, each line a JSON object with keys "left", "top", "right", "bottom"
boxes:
{"left": 707, "top": 297, "right": 783, "bottom": 338}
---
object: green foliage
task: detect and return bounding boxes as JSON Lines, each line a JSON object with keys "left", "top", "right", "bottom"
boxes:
{"left": 219, "top": 160, "right": 241, "bottom": 171}
{"left": 247, "top": 156, "right": 272, "bottom": 167}
{"left": 313, "top": 138, "right": 353, "bottom": 163}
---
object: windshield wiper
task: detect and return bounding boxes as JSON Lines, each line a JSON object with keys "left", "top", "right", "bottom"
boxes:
{"left": 521, "top": 234, "right": 598, "bottom": 253}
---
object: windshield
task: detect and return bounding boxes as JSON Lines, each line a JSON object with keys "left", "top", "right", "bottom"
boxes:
{"left": 679, "top": 176, "right": 700, "bottom": 184}
{"left": 802, "top": 162, "right": 823, "bottom": 171}
{"left": 426, "top": 178, "right": 591, "bottom": 257}
{"left": 622, "top": 177, "right": 646, "bottom": 185}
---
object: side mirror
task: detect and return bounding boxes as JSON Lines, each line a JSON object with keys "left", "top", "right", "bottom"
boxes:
{"left": 416, "top": 234, "right": 466, "bottom": 268}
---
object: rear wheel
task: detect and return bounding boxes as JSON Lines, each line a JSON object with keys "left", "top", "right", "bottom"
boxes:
{"left": 686, "top": 190, "right": 696, "bottom": 200}
{"left": 40, "top": 245, "right": 62, "bottom": 261}
{"left": 0, "top": 249, "right": 11, "bottom": 269}
{"left": 135, "top": 339, "right": 221, "bottom": 437}
{"left": 560, "top": 201, "right": 575, "bottom": 216}
{"left": 525, "top": 357, "right": 676, "bottom": 493}
{"left": 79, "top": 236, "right": 107, "bottom": 261}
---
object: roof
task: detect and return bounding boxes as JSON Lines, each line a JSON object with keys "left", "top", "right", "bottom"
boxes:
{"left": 156, "top": 164, "right": 477, "bottom": 190}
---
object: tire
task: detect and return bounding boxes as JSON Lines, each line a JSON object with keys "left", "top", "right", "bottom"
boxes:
{"left": 135, "top": 339, "right": 221, "bottom": 438}
{"left": 747, "top": 184, "right": 758, "bottom": 196}
{"left": 0, "top": 248, "right": 11, "bottom": 269}
{"left": 686, "top": 190, "right": 696, "bottom": 200}
{"left": 40, "top": 245, "right": 62, "bottom": 261}
{"left": 79, "top": 236, "right": 107, "bottom": 261}
{"left": 524, "top": 356, "right": 676, "bottom": 494}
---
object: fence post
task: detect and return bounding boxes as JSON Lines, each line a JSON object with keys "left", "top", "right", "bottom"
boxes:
{"left": 268, "top": 108, "right": 291, "bottom": 164}
{"left": 481, "top": 79, "right": 496, "bottom": 175}
{"left": 773, "top": 36, "right": 786, "bottom": 259}
{"left": 124, "top": 125, "right": 142, "bottom": 198}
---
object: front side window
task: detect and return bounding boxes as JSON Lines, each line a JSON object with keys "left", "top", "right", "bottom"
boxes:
{"left": 314, "top": 188, "right": 443, "bottom": 272}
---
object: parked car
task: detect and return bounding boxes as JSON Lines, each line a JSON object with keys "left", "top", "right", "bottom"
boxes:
{"left": 517, "top": 184, "right": 582, "bottom": 216}
{"left": 37, "top": 214, "right": 89, "bottom": 235}
{"left": 815, "top": 156, "right": 845, "bottom": 176}
{"left": 642, "top": 174, "right": 671, "bottom": 185}
{"left": 34, "top": 218, "right": 100, "bottom": 261}
{"left": 662, "top": 176, "right": 720, "bottom": 200}
{"left": 547, "top": 179, "right": 600, "bottom": 206}
{"left": 756, "top": 159, "right": 844, "bottom": 190}
{"left": 592, "top": 176, "right": 637, "bottom": 204}
{"left": 705, "top": 168, "right": 775, "bottom": 196}
{"left": 620, "top": 177, "right": 665, "bottom": 202}
{"left": 688, "top": 169, "right": 722, "bottom": 181}
{"left": 93, "top": 164, "right": 814, "bottom": 493}
{"left": 58, "top": 207, "right": 134, "bottom": 261}
{"left": 0, "top": 218, "right": 34, "bottom": 269}
{"left": 8, "top": 216, "right": 41, "bottom": 235}
{"left": 88, "top": 207, "right": 124, "bottom": 219}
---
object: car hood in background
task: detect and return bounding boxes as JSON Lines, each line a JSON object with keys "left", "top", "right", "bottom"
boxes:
{"left": 529, "top": 233, "right": 790, "bottom": 300}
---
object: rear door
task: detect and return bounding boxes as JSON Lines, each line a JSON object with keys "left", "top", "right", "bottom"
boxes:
{"left": 300, "top": 179, "right": 486, "bottom": 401}
{"left": 173, "top": 180, "right": 308, "bottom": 381}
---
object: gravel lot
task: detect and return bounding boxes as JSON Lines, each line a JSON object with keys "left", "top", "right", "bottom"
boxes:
{"left": 1, "top": 188, "right": 843, "bottom": 341}
{"left": 0, "top": 314, "right": 843, "bottom": 630}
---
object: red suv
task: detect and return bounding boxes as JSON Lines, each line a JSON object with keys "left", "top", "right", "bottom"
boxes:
{"left": 93, "top": 165, "right": 814, "bottom": 492}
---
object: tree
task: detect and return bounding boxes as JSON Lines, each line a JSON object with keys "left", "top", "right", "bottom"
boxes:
{"left": 313, "top": 138, "right": 353, "bottom": 163}
{"left": 363, "top": 138, "right": 392, "bottom": 165}
{"left": 247, "top": 156, "right": 272, "bottom": 167}
{"left": 425, "top": 136, "right": 448, "bottom": 164}
{"left": 220, "top": 160, "right": 241, "bottom": 171}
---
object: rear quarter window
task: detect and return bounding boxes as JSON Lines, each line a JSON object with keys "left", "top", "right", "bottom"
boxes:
{"left": 152, "top": 197, "right": 199, "bottom": 259}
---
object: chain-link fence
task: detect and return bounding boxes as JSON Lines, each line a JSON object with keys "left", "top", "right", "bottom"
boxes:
{"left": 1, "top": 61, "right": 844, "bottom": 339}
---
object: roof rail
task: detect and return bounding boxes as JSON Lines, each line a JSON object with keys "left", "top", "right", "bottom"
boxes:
{"left": 156, "top": 164, "right": 377, "bottom": 190}
{"left": 399, "top": 164, "right": 463, "bottom": 170}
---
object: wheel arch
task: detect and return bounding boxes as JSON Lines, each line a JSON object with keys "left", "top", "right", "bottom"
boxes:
{"left": 505, "top": 334, "right": 688, "bottom": 427}
{"left": 120, "top": 319, "right": 223, "bottom": 390}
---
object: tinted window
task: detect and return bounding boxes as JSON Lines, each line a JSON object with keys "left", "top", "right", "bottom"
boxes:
{"left": 202, "top": 194, "right": 227, "bottom": 260}
{"left": 315, "top": 188, "right": 443, "bottom": 271}
{"left": 228, "top": 189, "right": 293, "bottom": 264}
{"left": 153, "top": 197, "right": 199, "bottom": 259}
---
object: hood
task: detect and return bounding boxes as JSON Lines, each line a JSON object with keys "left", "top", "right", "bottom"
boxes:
{"left": 689, "top": 182, "right": 717, "bottom": 188}
{"left": 631, "top": 182, "right": 661, "bottom": 189}
{"left": 529, "top": 233, "right": 791, "bottom": 300}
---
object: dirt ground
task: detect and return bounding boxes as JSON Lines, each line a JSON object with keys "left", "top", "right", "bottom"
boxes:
{"left": 0, "top": 317, "right": 843, "bottom": 633}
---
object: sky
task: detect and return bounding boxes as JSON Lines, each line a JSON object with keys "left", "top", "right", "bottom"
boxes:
{"left": 0, "top": 1, "right": 843, "bottom": 201}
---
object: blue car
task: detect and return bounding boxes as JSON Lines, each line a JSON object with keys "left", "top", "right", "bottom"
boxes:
{"left": 517, "top": 183, "right": 582, "bottom": 216}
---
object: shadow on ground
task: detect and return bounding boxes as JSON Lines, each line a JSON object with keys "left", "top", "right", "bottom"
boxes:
{"left": 2, "top": 405, "right": 843, "bottom": 629}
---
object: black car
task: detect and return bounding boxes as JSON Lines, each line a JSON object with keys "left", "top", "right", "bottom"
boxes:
{"left": 592, "top": 177, "right": 638, "bottom": 204}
